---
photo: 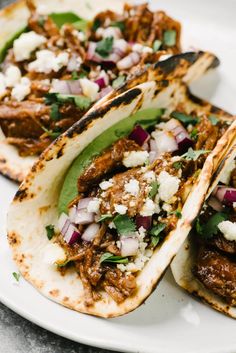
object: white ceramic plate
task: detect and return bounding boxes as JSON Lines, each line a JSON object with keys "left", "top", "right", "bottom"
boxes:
{"left": 1, "top": 0, "right": 236, "bottom": 352}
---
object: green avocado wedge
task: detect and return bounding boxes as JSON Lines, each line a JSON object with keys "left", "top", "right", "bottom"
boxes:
{"left": 0, "top": 12, "right": 89, "bottom": 63}
{"left": 58, "top": 108, "right": 164, "bottom": 214}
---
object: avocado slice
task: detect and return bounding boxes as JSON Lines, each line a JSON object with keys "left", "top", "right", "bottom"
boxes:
{"left": 58, "top": 108, "right": 164, "bottom": 214}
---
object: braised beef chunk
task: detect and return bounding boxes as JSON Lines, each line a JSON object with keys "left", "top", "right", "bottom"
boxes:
{"left": 194, "top": 246, "right": 236, "bottom": 306}
{"left": 77, "top": 138, "right": 141, "bottom": 192}
{"left": 0, "top": 101, "right": 50, "bottom": 138}
{"left": 207, "top": 233, "right": 236, "bottom": 255}
{"left": 195, "top": 115, "right": 219, "bottom": 151}
{"left": 6, "top": 137, "right": 52, "bottom": 156}
{"left": 230, "top": 168, "right": 236, "bottom": 189}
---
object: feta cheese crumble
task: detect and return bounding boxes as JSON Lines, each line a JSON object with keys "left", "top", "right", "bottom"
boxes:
{"left": 218, "top": 221, "right": 236, "bottom": 241}
{"left": 124, "top": 179, "right": 139, "bottom": 196}
{"left": 0, "top": 73, "right": 6, "bottom": 97}
{"left": 87, "top": 198, "right": 101, "bottom": 214}
{"left": 79, "top": 78, "right": 99, "bottom": 101}
{"left": 13, "top": 31, "right": 46, "bottom": 61}
{"left": 99, "top": 180, "right": 113, "bottom": 190}
{"left": 140, "top": 198, "right": 160, "bottom": 216}
{"left": 123, "top": 150, "right": 149, "bottom": 168}
{"left": 28, "top": 50, "right": 69, "bottom": 73}
{"left": 5, "top": 65, "right": 21, "bottom": 87}
{"left": 11, "top": 77, "right": 31, "bottom": 101}
{"left": 158, "top": 171, "right": 180, "bottom": 202}
{"left": 114, "top": 204, "right": 127, "bottom": 215}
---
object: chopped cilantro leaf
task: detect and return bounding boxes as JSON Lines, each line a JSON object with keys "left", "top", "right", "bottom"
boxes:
{"left": 163, "top": 30, "right": 176, "bottom": 47}
{"left": 150, "top": 223, "right": 166, "bottom": 247}
{"left": 100, "top": 252, "right": 129, "bottom": 264}
{"left": 12, "top": 272, "right": 20, "bottom": 282}
{"left": 45, "top": 224, "right": 55, "bottom": 240}
{"left": 95, "top": 36, "right": 114, "bottom": 58}
{"left": 111, "top": 21, "right": 125, "bottom": 31}
{"left": 73, "top": 95, "right": 91, "bottom": 109}
{"left": 197, "top": 212, "right": 228, "bottom": 239}
{"left": 208, "top": 115, "right": 219, "bottom": 125}
{"left": 175, "top": 210, "right": 182, "bottom": 219}
{"left": 42, "top": 126, "right": 61, "bottom": 140}
{"left": 71, "top": 71, "right": 79, "bottom": 80}
{"left": 45, "top": 93, "right": 91, "bottom": 110}
{"left": 50, "top": 103, "right": 61, "bottom": 121}
{"left": 92, "top": 18, "right": 101, "bottom": 31}
{"left": 190, "top": 128, "right": 198, "bottom": 140}
{"left": 181, "top": 148, "right": 210, "bottom": 161}
{"left": 45, "top": 92, "right": 58, "bottom": 105}
{"left": 173, "top": 161, "right": 182, "bottom": 170}
{"left": 73, "top": 19, "right": 89, "bottom": 32}
{"left": 113, "top": 215, "right": 136, "bottom": 235}
{"left": 171, "top": 111, "right": 199, "bottom": 125}
{"left": 98, "top": 214, "right": 113, "bottom": 222}
{"left": 195, "top": 218, "right": 203, "bottom": 235}
{"left": 112, "top": 75, "right": 125, "bottom": 89}
{"left": 153, "top": 40, "right": 162, "bottom": 52}
{"left": 149, "top": 181, "right": 159, "bottom": 198}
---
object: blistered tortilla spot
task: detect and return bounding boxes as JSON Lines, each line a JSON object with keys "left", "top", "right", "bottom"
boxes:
{"left": 49, "top": 289, "right": 60, "bottom": 297}
{"left": 56, "top": 143, "right": 66, "bottom": 159}
{"left": 8, "top": 231, "right": 21, "bottom": 247}
{"left": 63, "top": 296, "right": 69, "bottom": 302}
{"left": 0, "top": 157, "right": 6, "bottom": 163}
{"left": 14, "top": 188, "right": 28, "bottom": 201}
{"left": 39, "top": 205, "right": 51, "bottom": 215}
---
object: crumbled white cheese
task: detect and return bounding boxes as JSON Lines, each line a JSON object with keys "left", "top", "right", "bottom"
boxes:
{"left": 79, "top": 78, "right": 99, "bottom": 101}
{"left": 87, "top": 198, "right": 101, "bottom": 214}
{"left": 96, "top": 27, "right": 122, "bottom": 39}
{"left": 143, "top": 170, "right": 156, "bottom": 182}
{"left": 140, "top": 198, "right": 159, "bottom": 216}
{"left": 162, "top": 203, "right": 172, "bottom": 213}
{"left": 11, "top": 77, "right": 31, "bottom": 101}
{"left": 158, "top": 171, "right": 180, "bottom": 202}
{"left": 13, "top": 31, "right": 46, "bottom": 61}
{"left": 0, "top": 73, "right": 6, "bottom": 97}
{"left": 219, "top": 161, "right": 236, "bottom": 184}
{"left": 124, "top": 179, "right": 139, "bottom": 196}
{"left": 99, "top": 180, "right": 113, "bottom": 190}
{"left": 233, "top": 202, "right": 236, "bottom": 208}
{"left": 218, "top": 221, "right": 236, "bottom": 241}
{"left": 5, "top": 65, "right": 21, "bottom": 87}
{"left": 108, "top": 221, "right": 116, "bottom": 229}
{"left": 114, "top": 204, "right": 127, "bottom": 215}
{"left": 28, "top": 50, "right": 69, "bottom": 74}
{"left": 132, "top": 43, "right": 153, "bottom": 54}
{"left": 123, "top": 150, "right": 149, "bottom": 168}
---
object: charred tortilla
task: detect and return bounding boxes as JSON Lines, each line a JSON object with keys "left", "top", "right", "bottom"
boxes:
{"left": 7, "top": 78, "right": 236, "bottom": 318}
{"left": 0, "top": 0, "right": 219, "bottom": 182}
{"left": 171, "top": 144, "right": 236, "bottom": 318}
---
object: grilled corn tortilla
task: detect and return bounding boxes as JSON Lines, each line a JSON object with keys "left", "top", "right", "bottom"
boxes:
{"left": 7, "top": 78, "right": 236, "bottom": 318}
{"left": 171, "top": 144, "right": 236, "bottom": 318}
{"left": 0, "top": 0, "right": 218, "bottom": 182}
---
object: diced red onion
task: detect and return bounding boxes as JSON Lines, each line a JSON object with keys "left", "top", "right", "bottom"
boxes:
{"left": 208, "top": 196, "right": 223, "bottom": 212}
{"left": 214, "top": 186, "right": 236, "bottom": 205}
{"left": 77, "top": 198, "right": 93, "bottom": 210}
{"left": 165, "top": 118, "right": 193, "bottom": 151}
{"left": 136, "top": 215, "right": 152, "bottom": 230}
{"left": 94, "top": 77, "right": 106, "bottom": 89}
{"left": 99, "top": 85, "right": 113, "bottom": 98}
{"left": 52, "top": 80, "right": 82, "bottom": 95}
{"left": 149, "top": 151, "right": 158, "bottom": 163}
{"left": 152, "top": 131, "right": 178, "bottom": 155}
{"left": 64, "top": 224, "right": 81, "bottom": 245}
{"left": 75, "top": 209, "right": 95, "bottom": 225}
{"left": 120, "top": 237, "right": 139, "bottom": 257}
{"left": 117, "top": 52, "right": 140, "bottom": 70}
{"left": 142, "top": 141, "right": 149, "bottom": 151}
{"left": 129, "top": 125, "right": 150, "bottom": 146}
{"left": 82, "top": 223, "right": 100, "bottom": 242}
{"left": 58, "top": 213, "right": 80, "bottom": 245}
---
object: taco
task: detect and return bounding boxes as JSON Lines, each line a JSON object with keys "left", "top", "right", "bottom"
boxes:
{"left": 7, "top": 77, "right": 236, "bottom": 318}
{"left": 0, "top": 0, "right": 219, "bottom": 182}
{"left": 171, "top": 144, "right": 236, "bottom": 318}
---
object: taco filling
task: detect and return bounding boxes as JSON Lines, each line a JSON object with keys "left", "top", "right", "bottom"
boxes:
{"left": 44, "top": 107, "right": 230, "bottom": 306}
{"left": 0, "top": 0, "right": 181, "bottom": 157}
{"left": 192, "top": 161, "right": 236, "bottom": 306}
